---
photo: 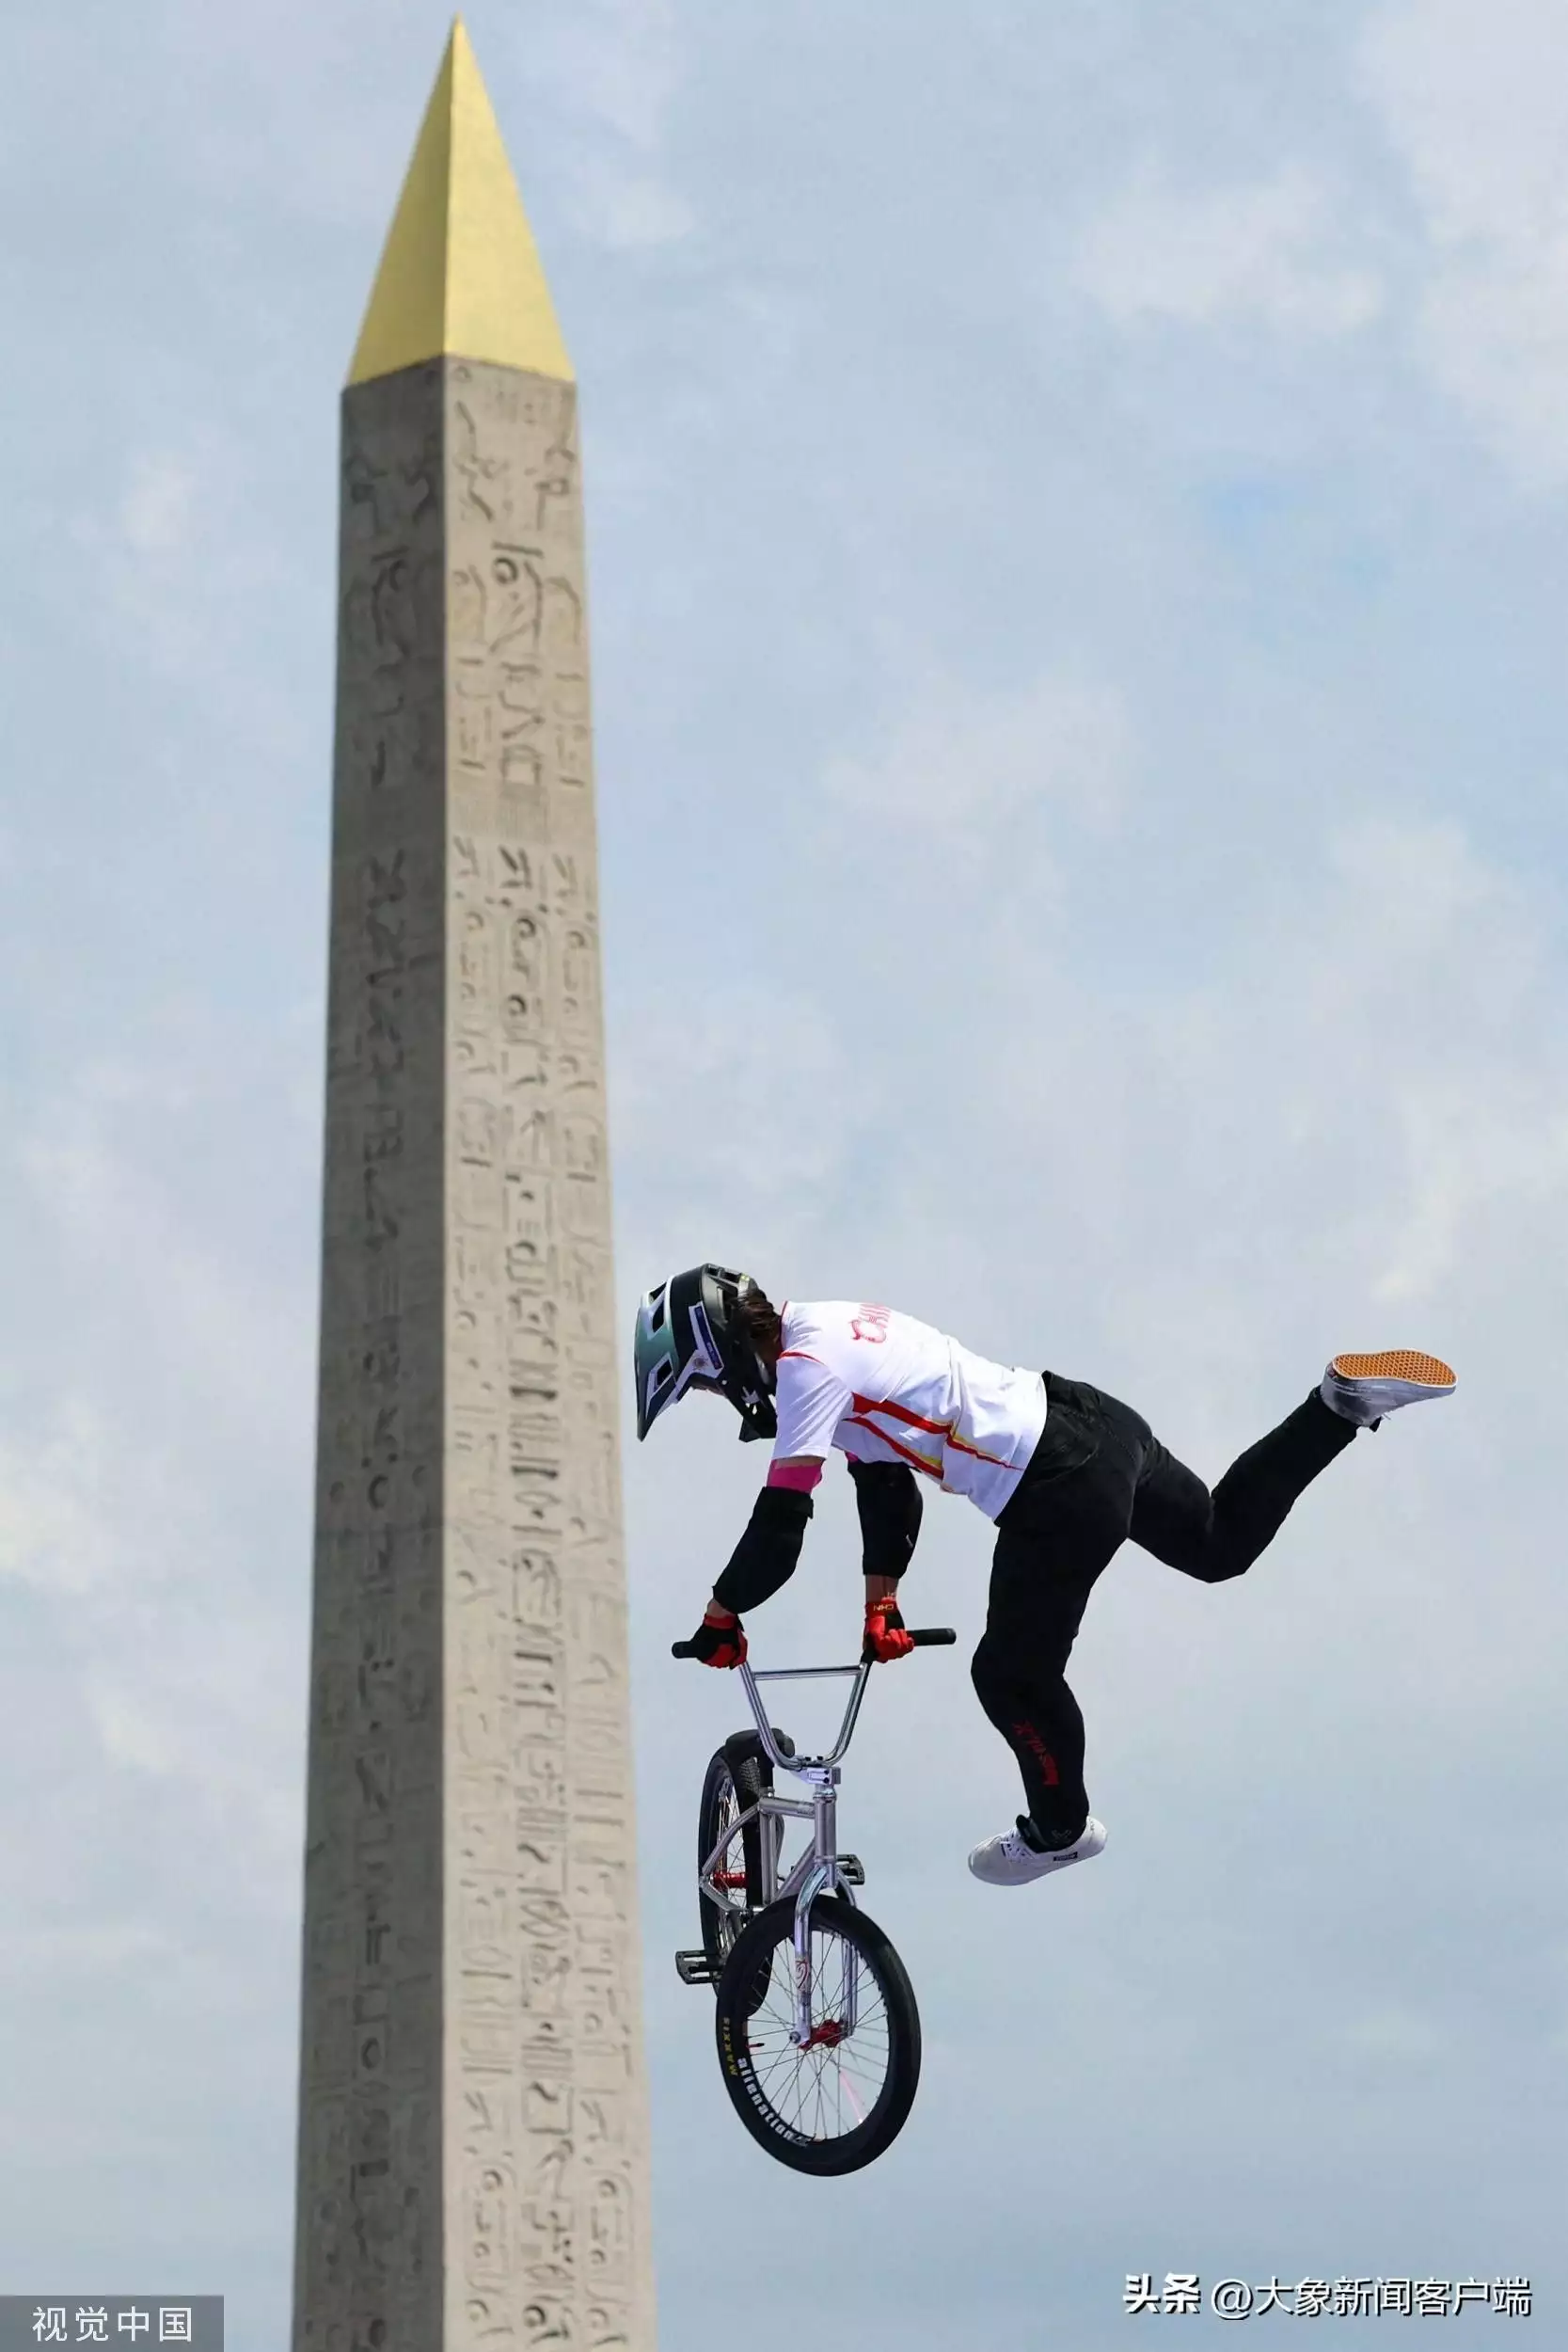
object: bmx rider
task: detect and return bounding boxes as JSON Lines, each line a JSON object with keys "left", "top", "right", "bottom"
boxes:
{"left": 634, "top": 1266, "right": 1454, "bottom": 1887}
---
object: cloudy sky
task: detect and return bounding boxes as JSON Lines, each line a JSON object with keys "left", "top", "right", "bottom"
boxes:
{"left": 3, "top": 0, "right": 1566, "bottom": 2343}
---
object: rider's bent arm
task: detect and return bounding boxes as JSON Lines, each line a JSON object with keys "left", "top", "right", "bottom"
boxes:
{"left": 847, "top": 1458, "right": 923, "bottom": 1592}
{"left": 710, "top": 1458, "right": 824, "bottom": 1615}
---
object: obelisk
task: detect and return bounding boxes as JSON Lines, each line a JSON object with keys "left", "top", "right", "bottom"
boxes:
{"left": 293, "top": 23, "right": 657, "bottom": 2347}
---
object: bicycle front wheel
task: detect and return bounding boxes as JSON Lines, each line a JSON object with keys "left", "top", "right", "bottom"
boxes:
{"left": 714, "top": 1896, "right": 921, "bottom": 2174}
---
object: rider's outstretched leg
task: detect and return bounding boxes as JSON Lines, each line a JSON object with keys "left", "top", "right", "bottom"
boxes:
{"left": 964, "top": 1355, "right": 1454, "bottom": 1883}
{"left": 1128, "top": 1390, "right": 1355, "bottom": 1585}
{"left": 1129, "top": 1352, "right": 1453, "bottom": 1583}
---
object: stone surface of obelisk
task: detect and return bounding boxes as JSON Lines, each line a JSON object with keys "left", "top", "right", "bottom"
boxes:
{"left": 293, "top": 24, "right": 657, "bottom": 2348}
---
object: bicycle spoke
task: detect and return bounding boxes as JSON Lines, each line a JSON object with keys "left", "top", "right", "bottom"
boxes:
{"left": 706, "top": 1775, "right": 746, "bottom": 1964}
{"left": 734, "top": 1917, "right": 895, "bottom": 2144}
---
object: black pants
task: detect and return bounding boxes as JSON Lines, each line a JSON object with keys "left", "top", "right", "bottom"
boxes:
{"left": 970, "top": 1373, "right": 1357, "bottom": 1841}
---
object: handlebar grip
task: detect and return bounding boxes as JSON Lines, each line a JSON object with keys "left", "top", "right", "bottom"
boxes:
{"left": 671, "top": 1640, "right": 699, "bottom": 1659}
{"left": 909, "top": 1628, "right": 958, "bottom": 1646}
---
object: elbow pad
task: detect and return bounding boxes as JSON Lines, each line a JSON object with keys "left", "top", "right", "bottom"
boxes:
{"left": 847, "top": 1458, "right": 923, "bottom": 1581}
{"left": 712, "top": 1485, "right": 814, "bottom": 1615}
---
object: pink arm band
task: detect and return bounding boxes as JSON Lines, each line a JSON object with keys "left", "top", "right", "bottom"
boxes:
{"left": 767, "top": 1459, "right": 823, "bottom": 1493}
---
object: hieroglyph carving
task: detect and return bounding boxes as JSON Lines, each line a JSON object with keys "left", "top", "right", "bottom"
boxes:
{"left": 443, "top": 358, "right": 651, "bottom": 2352}
{"left": 293, "top": 358, "right": 655, "bottom": 2351}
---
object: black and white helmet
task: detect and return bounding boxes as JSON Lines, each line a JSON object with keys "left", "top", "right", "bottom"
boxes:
{"left": 633, "top": 1264, "right": 778, "bottom": 1444}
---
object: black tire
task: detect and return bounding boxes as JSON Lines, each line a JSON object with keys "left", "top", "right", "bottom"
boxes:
{"left": 714, "top": 1896, "right": 922, "bottom": 2174}
{"left": 696, "top": 1742, "right": 769, "bottom": 1982}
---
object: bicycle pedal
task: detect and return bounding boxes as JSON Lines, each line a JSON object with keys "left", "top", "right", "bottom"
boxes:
{"left": 837, "top": 1855, "right": 865, "bottom": 1886}
{"left": 674, "top": 1949, "right": 718, "bottom": 1987}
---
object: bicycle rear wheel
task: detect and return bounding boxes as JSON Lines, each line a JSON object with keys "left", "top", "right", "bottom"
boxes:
{"left": 714, "top": 1895, "right": 921, "bottom": 2174}
{"left": 696, "top": 1741, "right": 768, "bottom": 1981}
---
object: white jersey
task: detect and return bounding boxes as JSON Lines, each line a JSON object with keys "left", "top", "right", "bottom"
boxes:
{"left": 772, "top": 1300, "right": 1047, "bottom": 1521}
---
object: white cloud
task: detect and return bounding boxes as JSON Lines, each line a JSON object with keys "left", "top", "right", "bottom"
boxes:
{"left": 548, "top": 0, "right": 685, "bottom": 151}
{"left": 588, "top": 170, "right": 696, "bottom": 250}
{"left": 613, "top": 983, "right": 863, "bottom": 1281}
{"left": 1374, "top": 1069, "right": 1568, "bottom": 1304}
{"left": 1361, "top": 0, "right": 1568, "bottom": 484}
{"left": 15, "top": 1046, "right": 311, "bottom": 1456}
{"left": 89, "top": 1685, "right": 186, "bottom": 1777}
{"left": 0, "top": 1921, "right": 177, "bottom": 1974}
{"left": 822, "top": 671, "right": 1132, "bottom": 880}
{"left": 504, "top": 0, "right": 695, "bottom": 251}
{"left": 83, "top": 1615, "right": 303, "bottom": 1879}
{"left": 1293, "top": 818, "right": 1568, "bottom": 1304}
{"left": 879, "top": 788, "right": 1568, "bottom": 1495}
{"left": 0, "top": 1022, "right": 316, "bottom": 1906}
{"left": 1338, "top": 2004, "right": 1447, "bottom": 2058}
{"left": 68, "top": 428, "right": 262, "bottom": 672}
{"left": 1359, "top": 0, "right": 1568, "bottom": 251}
{"left": 1075, "top": 163, "right": 1382, "bottom": 337}
{"left": 0, "top": 1405, "right": 129, "bottom": 1597}
{"left": 119, "top": 453, "right": 201, "bottom": 558}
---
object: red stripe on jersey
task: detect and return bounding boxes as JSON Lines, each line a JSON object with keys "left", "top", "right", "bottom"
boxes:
{"left": 851, "top": 1391, "right": 1019, "bottom": 1473}
{"left": 852, "top": 1391, "right": 948, "bottom": 1436}
{"left": 943, "top": 1427, "right": 1021, "bottom": 1470}
{"left": 845, "top": 1415, "right": 942, "bottom": 1479}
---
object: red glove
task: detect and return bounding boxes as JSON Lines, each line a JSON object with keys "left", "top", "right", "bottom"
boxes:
{"left": 863, "top": 1597, "right": 915, "bottom": 1663}
{"left": 679, "top": 1605, "right": 748, "bottom": 1669}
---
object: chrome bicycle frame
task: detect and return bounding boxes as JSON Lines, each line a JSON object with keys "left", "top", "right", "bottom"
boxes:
{"left": 697, "top": 1657, "right": 873, "bottom": 2048}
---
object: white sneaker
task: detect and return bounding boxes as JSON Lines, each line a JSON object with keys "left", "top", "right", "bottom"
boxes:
{"left": 968, "top": 1814, "right": 1107, "bottom": 1886}
{"left": 1320, "top": 1349, "right": 1456, "bottom": 1427}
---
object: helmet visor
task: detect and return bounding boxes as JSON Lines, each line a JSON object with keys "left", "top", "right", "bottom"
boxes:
{"left": 636, "top": 1278, "right": 725, "bottom": 1438}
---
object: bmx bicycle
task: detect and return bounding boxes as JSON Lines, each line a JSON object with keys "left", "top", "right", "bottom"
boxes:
{"left": 671, "top": 1624, "right": 957, "bottom": 2174}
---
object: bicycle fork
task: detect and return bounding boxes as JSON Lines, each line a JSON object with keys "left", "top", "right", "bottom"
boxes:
{"left": 790, "top": 1766, "right": 858, "bottom": 2048}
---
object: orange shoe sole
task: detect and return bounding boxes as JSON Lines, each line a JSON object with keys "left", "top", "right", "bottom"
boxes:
{"left": 1329, "top": 1350, "right": 1455, "bottom": 1390}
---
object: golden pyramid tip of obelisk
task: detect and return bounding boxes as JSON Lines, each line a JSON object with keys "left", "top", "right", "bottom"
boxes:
{"left": 347, "top": 17, "right": 573, "bottom": 388}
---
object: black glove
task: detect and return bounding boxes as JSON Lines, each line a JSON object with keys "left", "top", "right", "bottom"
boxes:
{"left": 673, "top": 1606, "right": 747, "bottom": 1669}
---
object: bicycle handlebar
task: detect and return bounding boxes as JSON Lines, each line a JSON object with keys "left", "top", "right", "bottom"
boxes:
{"left": 672, "top": 1626, "right": 956, "bottom": 1660}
